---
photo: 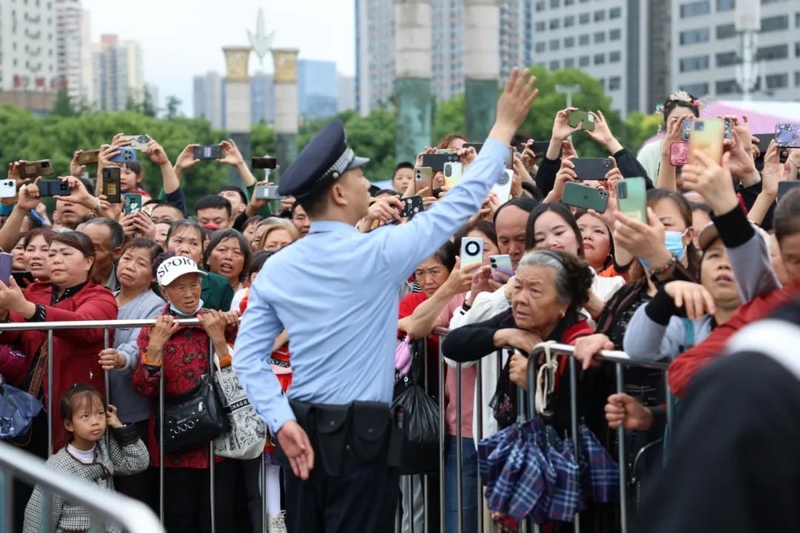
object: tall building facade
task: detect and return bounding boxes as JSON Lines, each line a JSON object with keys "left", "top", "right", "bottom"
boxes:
{"left": 91, "top": 34, "right": 144, "bottom": 112}
{"left": 671, "top": 0, "right": 800, "bottom": 101}
{"left": 0, "top": 0, "right": 58, "bottom": 110}
{"left": 251, "top": 72, "right": 274, "bottom": 125}
{"left": 337, "top": 73, "right": 356, "bottom": 112}
{"left": 355, "top": 0, "right": 532, "bottom": 116}
{"left": 55, "top": 0, "right": 83, "bottom": 101}
{"left": 193, "top": 71, "right": 226, "bottom": 129}
{"left": 297, "top": 59, "right": 338, "bottom": 120}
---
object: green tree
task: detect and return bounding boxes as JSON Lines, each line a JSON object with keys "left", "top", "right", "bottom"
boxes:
{"left": 165, "top": 97, "right": 182, "bottom": 120}
{"left": 52, "top": 90, "right": 79, "bottom": 118}
{"left": 620, "top": 112, "right": 663, "bottom": 155}
{"left": 432, "top": 94, "right": 466, "bottom": 146}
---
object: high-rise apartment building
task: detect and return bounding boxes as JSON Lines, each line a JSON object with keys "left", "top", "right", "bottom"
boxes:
{"left": 337, "top": 73, "right": 356, "bottom": 112}
{"left": 193, "top": 71, "right": 226, "bottom": 129}
{"left": 671, "top": 0, "right": 800, "bottom": 101}
{"left": 55, "top": 0, "right": 83, "bottom": 101}
{"left": 0, "top": 0, "right": 58, "bottom": 110}
{"left": 355, "top": 0, "right": 532, "bottom": 116}
{"left": 91, "top": 34, "right": 144, "bottom": 112}
{"left": 297, "top": 59, "right": 338, "bottom": 120}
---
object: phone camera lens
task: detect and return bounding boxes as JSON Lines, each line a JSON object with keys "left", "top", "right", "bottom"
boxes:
{"left": 465, "top": 241, "right": 480, "bottom": 256}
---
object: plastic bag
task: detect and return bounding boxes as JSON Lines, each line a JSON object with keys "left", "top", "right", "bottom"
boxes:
{"left": 0, "top": 382, "right": 43, "bottom": 440}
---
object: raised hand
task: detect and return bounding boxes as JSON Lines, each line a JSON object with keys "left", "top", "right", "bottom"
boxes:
{"left": 681, "top": 151, "right": 738, "bottom": 215}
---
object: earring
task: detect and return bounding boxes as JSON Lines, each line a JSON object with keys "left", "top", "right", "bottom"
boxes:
{"left": 560, "top": 310, "right": 566, "bottom": 319}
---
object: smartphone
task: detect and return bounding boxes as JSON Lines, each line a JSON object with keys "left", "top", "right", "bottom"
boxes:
{"left": 681, "top": 119, "right": 693, "bottom": 142}
{"left": 689, "top": 119, "right": 725, "bottom": 166}
{"left": 38, "top": 179, "right": 70, "bottom": 197}
{"left": 109, "top": 147, "right": 137, "bottom": 164}
{"left": 101, "top": 167, "right": 121, "bottom": 203}
{"left": 460, "top": 237, "right": 484, "bottom": 270}
{"left": 120, "top": 135, "right": 152, "bottom": 150}
{"left": 670, "top": 142, "right": 690, "bottom": 167}
{"left": 617, "top": 177, "right": 647, "bottom": 223}
{"left": 567, "top": 110, "right": 596, "bottom": 131}
{"left": 255, "top": 184, "right": 284, "bottom": 200}
{"left": 252, "top": 157, "right": 278, "bottom": 170}
{"left": 193, "top": 145, "right": 222, "bottom": 160}
{"left": 724, "top": 118, "right": 733, "bottom": 140}
{"left": 531, "top": 141, "right": 553, "bottom": 158}
{"left": 561, "top": 182, "right": 609, "bottom": 213}
{"left": 443, "top": 162, "right": 463, "bottom": 188}
{"left": 18, "top": 160, "right": 53, "bottom": 180}
{"left": 399, "top": 196, "right": 424, "bottom": 218}
{"left": 488, "top": 254, "right": 513, "bottom": 281}
{"left": 492, "top": 169, "right": 513, "bottom": 203}
{"left": 775, "top": 123, "right": 800, "bottom": 148}
{"left": 123, "top": 193, "right": 143, "bottom": 216}
{"left": 778, "top": 181, "right": 800, "bottom": 203}
{"left": 0, "top": 179, "right": 16, "bottom": 199}
{"left": 572, "top": 158, "right": 613, "bottom": 180}
{"left": 464, "top": 143, "right": 483, "bottom": 154}
{"left": 0, "top": 253, "right": 12, "bottom": 286}
{"left": 414, "top": 167, "right": 433, "bottom": 195}
{"left": 78, "top": 150, "right": 100, "bottom": 165}
{"left": 11, "top": 271, "right": 34, "bottom": 288}
{"left": 421, "top": 153, "right": 459, "bottom": 172}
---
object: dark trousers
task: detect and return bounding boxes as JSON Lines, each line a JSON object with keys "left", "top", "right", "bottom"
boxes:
{"left": 13, "top": 411, "right": 48, "bottom": 532}
{"left": 114, "top": 420, "right": 154, "bottom": 508}
{"left": 284, "top": 451, "right": 399, "bottom": 533}
{"left": 162, "top": 460, "right": 237, "bottom": 533}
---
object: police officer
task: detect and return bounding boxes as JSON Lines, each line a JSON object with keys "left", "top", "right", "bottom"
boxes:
{"left": 234, "top": 68, "right": 539, "bottom": 532}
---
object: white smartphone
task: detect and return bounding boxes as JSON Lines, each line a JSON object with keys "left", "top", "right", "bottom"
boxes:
{"left": 460, "top": 237, "right": 484, "bottom": 270}
{"left": 488, "top": 254, "right": 513, "bottom": 282}
{"left": 492, "top": 169, "right": 513, "bottom": 203}
{"left": 443, "top": 162, "right": 463, "bottom": 188}
{"left": 0, "top": 179, "right": 17, "bottom": 199}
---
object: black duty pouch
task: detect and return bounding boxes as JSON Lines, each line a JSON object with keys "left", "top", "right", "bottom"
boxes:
{"left": 350, "top": 401, "right": 391, "bottom": 464}
{"left": 315, "top": 403, "right": 351, "bottom": 476}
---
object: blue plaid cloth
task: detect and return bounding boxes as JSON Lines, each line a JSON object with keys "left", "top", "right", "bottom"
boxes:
{"left": 478, "top": 424, "right": 518, "bottom": 479}
{"left": 487, "top": 436, "right": 526, "bottom": 515}
{"left": 579, "top": 423, "right": 619, "bottom": 503}
{"left": 508, "top": 427, "right": 551, "bottom": 520}
{"left": 546, "top": 433, "right": 581, "bottom": 522}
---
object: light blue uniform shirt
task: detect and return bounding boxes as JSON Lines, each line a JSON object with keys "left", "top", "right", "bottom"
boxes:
{"left": 233, "top": 138, "right": 508, "bottom": 434}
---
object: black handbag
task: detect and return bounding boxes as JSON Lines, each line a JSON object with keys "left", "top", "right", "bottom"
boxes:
{"left": 160, "top": 374, "right": 230, "bottom": 454}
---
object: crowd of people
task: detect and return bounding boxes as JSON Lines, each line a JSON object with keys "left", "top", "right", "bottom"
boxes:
{"left": 0, "top": 67, "right": 799, "bottom": 533}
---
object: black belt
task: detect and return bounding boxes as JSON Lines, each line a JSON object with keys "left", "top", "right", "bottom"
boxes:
{"left": 275, "top": 400, "right": 403, "bottom": 476}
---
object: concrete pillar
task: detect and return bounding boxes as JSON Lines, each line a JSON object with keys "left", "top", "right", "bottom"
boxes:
{"left": 465, "top": 0, "right": 500, "bottom": 142}
{"left": 271, "top": 48, "right": 300, "bottom": 178}
{"left": 223, "top": 46, "right": 253, "bottom": 188}
{"left": 394, "top": 0, "right": 432, "bottom": 164}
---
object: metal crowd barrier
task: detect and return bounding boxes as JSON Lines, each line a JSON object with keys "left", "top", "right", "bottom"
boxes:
{"left": 394, "top": 329, "right": 675, "bottom": 533}
{"left": 0, "top": 318, "right": 273, "bottom": 533}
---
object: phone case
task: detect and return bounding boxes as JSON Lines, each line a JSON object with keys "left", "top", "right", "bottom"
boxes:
{"left": 399, "top": 196, "right": 424, "bottom": 218}
{"left": 460, "top": 237, "right": 484, "bottom": 269}
{"left": 617, "top": 178, "right": 647, "bottom": 223}
{"left": 122, "top": 135, "right": 152, "bottom": 150}
{"left": 488, "top": 255, "right": 513, "bottom": 281}
{"left": 78, "top": 150, "right": 100, "bottom": 165}
{"left": 670, "top": 142, "right": 690, "bottom": 167}
{"left": 124, "top": 194, "right": 143, "bottom": 215}
{"left": 689, "top": 119, "right": 725, "bottom": 166}
{"left": 19, "top": 160, "right": 53, "bottom": 179}
{"left": 776, "top": 123, "right": 800, "bottom": 148}
{"left": 561, "top": 182, "right": 609, "bottom": 213}
{"left": 414, "top": 167, "right": 433, "bottom": 195}
{"left": 444, "top": 162, "right": 463, "bottom": 188}
{"left": 572, "top": 158, "right": 613, "bottom": 180}
{"left": 0, "top": 179, "right": 17, "bottom": 199}
{"left": 532, "top": 141, "right": 551, "bottom": 158}
{"left": 568, "top": 111, "right": 595, "bottom": 131}
{"left": 778, "top": 181, "right": 800, "bottom": 202}
{"left": 492, "top": 169, "right": 514, "bottom": 203}
{"left": 724, "top": 119, "right": 733, "bottom": 140}
{"left": 110, "top": 147, "right": 137, "bottom": 164}
{"left": 102, "top": 168, "right": 121, "bottom": 203}
{"left": 38, "top": 180, "right": 70, "bottom": 197}
{"left": 0, "top": 253, "right": 12, "bottom": 286}
{"left": 252, "top": 157, "right": 278, "bottom": 170}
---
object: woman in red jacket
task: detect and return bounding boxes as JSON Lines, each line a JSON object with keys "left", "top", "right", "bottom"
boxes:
{"left": 0, "top": 231, "right": 118, "bottom": 531}
{"left": 132, "top": 252, "right": 239, "bottom": 533}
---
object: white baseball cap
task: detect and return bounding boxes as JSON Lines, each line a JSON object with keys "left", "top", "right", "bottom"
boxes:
{"left": 156, "top": 256, "right": 207, "bottom": 287}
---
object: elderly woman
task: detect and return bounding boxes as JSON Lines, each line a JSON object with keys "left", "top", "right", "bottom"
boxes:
{"left": 443, "top": 250, "right": 595, "bottom": 432}
{"left": 259, "top": 221, "right": 299, "bottom": 252}
{"left": 132, "top": 253, "right": 239, "bottom": 533}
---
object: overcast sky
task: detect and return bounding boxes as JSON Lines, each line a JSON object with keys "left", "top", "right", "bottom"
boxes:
{"left": 82, "top": 0, "right": 356, "bottom": 115}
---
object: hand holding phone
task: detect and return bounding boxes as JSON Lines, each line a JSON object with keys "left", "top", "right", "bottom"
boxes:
{"left": 194, "top": 145, "right": 222, "bottom": 160}
{"left": 109, "top": 147, "right": 137, "bottom": 164}
{"left": 102, "top": 167, "right": 121, "bottom": 203}
{"left": 460, "top": 238, "right": 484, "bottom": 270}
{"left": 398, "top": 196, "right": 424, "bottom": 218}
{"left": 0, "top": 252, "right": 12, "bottom": 286}
{"left": 670, "top": 142, "right": 690, "bottom": 167}
{"left": 616, "top": 178, "right": 647, "bottom": 223}
{"left": 568, "top": 110, "right": 596, "bottom": 132}
{"left": 123, "top": 193, "right": 143, "bottom": 216}
{"left": 18, "top": 160, "right": 53, "bottom": 180}
{"left": 488, "top": 255, "right": 513, "bottom": 283}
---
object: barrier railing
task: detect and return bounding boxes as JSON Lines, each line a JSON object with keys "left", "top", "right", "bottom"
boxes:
{"left": 0, "top": 440, "right": 163, "bottom": 533}
{"left": 0, "top": 318, "right": 258, "bottom": 533}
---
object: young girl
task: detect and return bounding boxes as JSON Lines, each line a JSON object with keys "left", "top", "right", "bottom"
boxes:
{"left": 23, "top": 384, "right": 149, "bottom": 533}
